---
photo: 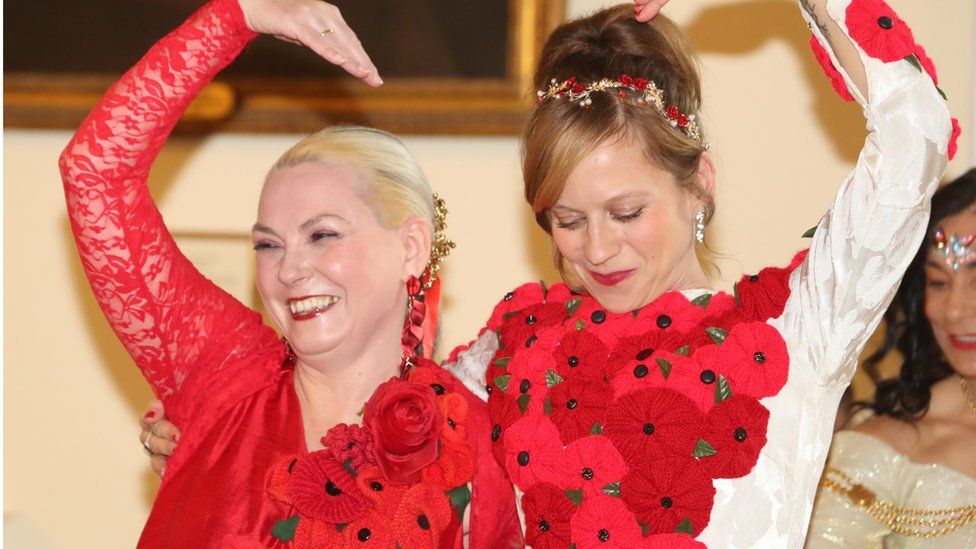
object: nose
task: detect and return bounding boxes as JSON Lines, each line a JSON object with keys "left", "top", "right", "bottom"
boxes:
{"left": 277, "top": 245, "right": 313, "bottom": 287}
{"left": 583, "top": 219, "right": 620, "bottom": 266}
{"left": 946, "top": 276, "right": 976, "bottom": 322}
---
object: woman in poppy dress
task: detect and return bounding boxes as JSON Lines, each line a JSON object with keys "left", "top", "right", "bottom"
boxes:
{"left": 443, "top": 0, "right": 956, "bottom": 547}
{"left": 59, "top": 0, "right": 520, "bottom": 546}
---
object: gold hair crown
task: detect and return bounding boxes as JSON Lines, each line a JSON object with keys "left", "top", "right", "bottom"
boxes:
{"left": 423, "top": 193, "right": 456, "bottom": 290}
{"left": 536, "top": 74, "right": 705, "bottom": 145}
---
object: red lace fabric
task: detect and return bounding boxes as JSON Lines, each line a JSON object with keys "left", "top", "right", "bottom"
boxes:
{"left": 58, "top": 1, "right": 521, "bottom": 546}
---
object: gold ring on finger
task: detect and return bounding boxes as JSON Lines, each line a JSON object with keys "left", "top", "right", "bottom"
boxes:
{"left": 319, "top": 28, "right": 333, "bottom": 36}
{"left": 143, "top": 431, "right": 155, "bottom": 456}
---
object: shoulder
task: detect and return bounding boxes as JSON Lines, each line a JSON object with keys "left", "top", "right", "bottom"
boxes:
{"left": 846, "top": 414, "right": 920, "bottom": 458}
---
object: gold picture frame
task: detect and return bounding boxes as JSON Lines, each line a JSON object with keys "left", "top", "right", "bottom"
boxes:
{"left": 4, "top": 0, "right": 565, "bottom": 135}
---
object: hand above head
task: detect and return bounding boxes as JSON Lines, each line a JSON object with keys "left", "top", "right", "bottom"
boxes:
{"left": 634, "top": 0, "right": 671, "bottom": 22}
{"left": 237, "top": 0, "right": 382, "bottom": 86}
{"left": 140, "top": 399, "right": 182, "bottom": 478}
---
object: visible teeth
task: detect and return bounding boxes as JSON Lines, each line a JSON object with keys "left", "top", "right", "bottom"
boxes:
{"left": 289, "top": 296, "right": 337, "bottom": 315}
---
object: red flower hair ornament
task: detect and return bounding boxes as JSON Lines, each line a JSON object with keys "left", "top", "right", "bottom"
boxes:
{"left": 363, "top": 378, "right": 443, "bottom": 485}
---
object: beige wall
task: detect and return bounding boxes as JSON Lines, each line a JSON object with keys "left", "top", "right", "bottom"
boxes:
{"left": 5, "top": 1, "right": 973, "bottom": 547}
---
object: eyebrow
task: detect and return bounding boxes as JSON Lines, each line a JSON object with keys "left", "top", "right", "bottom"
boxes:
{"left": 251, "top": 213, "right": 347, "bottom": 236}
{"left": 551, "top": 191, "right": 649, "bottom": 212}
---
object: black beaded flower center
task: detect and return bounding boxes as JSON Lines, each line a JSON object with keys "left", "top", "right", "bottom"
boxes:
{"left": 656, "top": 314, "right": 672, "bottom": 329}
{"left": 735, "top": 427, "right": 748, "bottom": 442}
{"left": 700, "top": 369, "right": 716, "bottom": 384}
{"left": 591, "top": 310, "right": 606, "bottom": 324}
{"left": 877, "top": 16, "right": 893, "bottom": 29}
{"left": 598, "top": 528, "right": 611, "bottom": 542}
{"left": 504, "top": 291, "right": 514, "bottom": 301}
{"left": 636, "top": 348, "right": 654, "bottom": 361}
{"left": 526, "top": 335, "right": 538, "bottom": 347}
{"left": 518, "top": 451, "right": 530, "bottom": 466}
{"left": 357, "top": 528, "right": 371, "bottom": 542}
{"left": 643, "top": 423, "right": 655, "bottom": 435}
{"left": 417, "top": 514, "right": 431, "bottom": 530}
{"left": 581, "top": 467, "right": 594, "bottom": 480}
{"left": 491, "top": 424, "right": 502, "bottom": 441}
{"left": 325, "top": 481, "right": 343, "bottom": 496}
{"left": 568, "top": 356, "right": 580, "bottom": 367}
{"left": 520, "top": 379, "right": 531, "bottom": 394}
{"left": 526, "top": 315, "right": 537, "bottom": 325}
{"left": 748, "top": 274, "right": 759, "bottom": 282}
{"left": 661, "top": 497, "right": 673, "bottom": 508}
{"left": 539, "top": 520, "right": 551, "bottom": 532}
{"left": 447, "top": 417, "right": 456, "bottom": 429}
{"left": 753, "top": 352, "right": 766, "bottom": 364}
{"left": 633, "top": 364, "right": 649, "bottom": 378}
{"left": 567, "top": 398, "right": 578, "bottom": 410}
{"left": 430, "top": 383, "right": 445, "bottom": 395}
{"left": 370, "top": 481, "right": 384, "bottom": 492}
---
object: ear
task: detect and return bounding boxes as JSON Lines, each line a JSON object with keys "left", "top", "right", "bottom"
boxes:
{"left": 694, "top": 152, "right": 717, "bottom": 210}
{"left": 399, "top": 216, "right": 432, "bottom": 279}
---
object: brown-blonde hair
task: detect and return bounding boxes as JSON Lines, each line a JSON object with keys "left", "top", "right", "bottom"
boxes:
{"left": 522, "top": 5, "right": 717, "bottom": 279}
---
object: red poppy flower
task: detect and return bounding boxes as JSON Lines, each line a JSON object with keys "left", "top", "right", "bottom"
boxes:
{"left": 552, "top": 329, "right": 611, "bottom": 382}
{"left": 698, "top": 396, "right": 770, "bottom": 479}
{"left": 657, "top": 352, "right": 722, "bottom": 413}
{"left": 845, "top": 0, "right": 915, "bottom": 62}
{"left": 949, "top": 117, "right": 961, "bottom": 161}
{"left": 557, "top": 435, "right": 628, "bottom": 498}
{"left": 714, "top": 322, "right": 789, "bottom": 399}
{"left": 267, "top": 454, "right": 300, "bottom": 505}
{"left": 609, "top": 330, "right": 688, "bottom": 383}
{"left": 321, "top": 423, "right": 376, "bottom": 472}
{"left": 610, "top": 348, "right": 671, "bottom": 399}
{"left": 422, "top": 439, "right": 474, "bottom": 492}
{"left": 499, "top": 303, "right": 567, "bottom": 352}
{"left": 646, "top": 533, "right": 707, "bottom": 548}
{"left": 488, "top": 393, "right": 523, "bottom": 465}
{"left": 788, "top": 249, "right": 809, "bottom": 271}
{"left": 501, "top": 344, "right": 554, "bottom": 417}
{"left": 289, "top": 451, "right": 368, "bottom": 523}
{"left": 292, "top": 517, "right": 344, "bottom": 549}
{"left": 603, "top": 388, "right": 704, "bottom": 463}
{"left": 570, "top": 495, "right": 646, "bottom": 549}
{"left": 549, "top": 377, "right": 612, "bottom": 444}
{"left": 435, "top": 392, "right": 469, "bottom": 447}
{"left": 391, "top": 484, "right": 454, "bottom": 549}
{"left": 487, "top": 282, "right": 547, "bottom": 330}
{"left": 355, "top": 467, "right": 409, "bottom": 516}
{"left": 503, "top": 415, "right": 564, "bottom": 489}
{"left": 340, "top": 509, "right": 395, "bottom": 547}
{"left": 735, "top": 265, "right": 794, "bottom": 322}
{"left": 620, "top": 457, "right": 715, "bottom": 536}
{"left": 809, "top": 35, "right": 855, "bottom": 102}
{"left": 522, "top": 483, "right": 575, "bottom": 549}
{"left": 635, "top": 291, "right": 705, "bottom": 335}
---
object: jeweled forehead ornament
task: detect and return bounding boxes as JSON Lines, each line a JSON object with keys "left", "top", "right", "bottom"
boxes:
{"left": 536, "top": 74, "right": 706, "bottom": 146}
{"left": 931, "top": 226, "right": 976, "bottom": 272}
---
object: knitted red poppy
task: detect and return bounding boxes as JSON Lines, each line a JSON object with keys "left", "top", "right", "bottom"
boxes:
{"left": 436, "top": 393, "right": 470, "bottom": 447}
{"left": 735, "top": 264, "right": 794, "bottom": 322}
{"left": 609, "top": 348, "right": 672, "bottom": 399}
{"left": 488, "top": 393, "right": 523, "bottom": 466}
{"left": 549, "top": 377, "right": 612, "bottom": 444}
{"left": 499, "top": 302, "right": 567, "bottom": 352}
{"left": 487, "top": 282, "right": 548, "bottom": 330}
{"left": 949, "top": 118, "right": 961, "bottom": 161}
{"left": 634, "top": 291, "right": 706, "bottom": 335}
{"left": 522, "top": 483, "right": 575, "bottom": 549}
{"left": 390, "top": 484, "right": 454, "bottom": 549}
{"left": 267, "top": 455, "right": 300, "bottom": 505}
{"left": 556, "top": 435, "right": 628, "bottom": 498}
{"left": 609, "top": 329, "right": 689, "bottom": 381}
{"left": 620, "top": 457, "right": 716, "bottom": 536}
{"left": 340, "top": 509, "right": 395, "bottom": 547}
{"left": 552, "top": 329, "right": 611, "bottom": 382}
{"left": 570, "top": 496, "right": 646, "bottom": 549}
{"left": 809, "top": 35, "right": 855, "bottom": 102}
{"left": 503, "top": 415, "right": 564, "bottom": 489}
{"left": 845, "top": 0, "right": 915, "bottom": 62}
{"left": 698, "top": 396, "right": 770, "bottom": 479}
{"left": 708, "top": 322, "right": 789, "bottom": 399}
{"left": 289, "top": 452, "right": 368, "bottom": 523}
{"left": 646, "top": 533, "right": 708, "bottom": 548}
{"left": 603, "top": 388, "right": 704, "bottom": 463}
{"left": 355, "top": 467, "right": 409, "bottom": 517}
{"left": 292, "top": 516, "right": 343, "bottom": 549}
{"left": 658, "top": 352, "right": 724, "bottom": 413}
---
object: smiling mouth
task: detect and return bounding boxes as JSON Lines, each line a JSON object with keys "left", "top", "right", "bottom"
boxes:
{"left": 287, "top": 295, "right": 338, "bottom": 320}
{"left": 589, "top": 269, "right": 635, "bottom": 287}
{"left": 949, "top": 334, "right": 976, "bottom": 351}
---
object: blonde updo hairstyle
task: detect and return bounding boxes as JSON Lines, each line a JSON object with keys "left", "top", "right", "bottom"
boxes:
{"left": 523, "top": 5, "right": 717, "bottom": 280}
{"left": 269, "top": 125, "right": 436, "bottom": 249}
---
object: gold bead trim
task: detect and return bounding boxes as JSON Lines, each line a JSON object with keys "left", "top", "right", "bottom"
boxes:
{"left": 820, "top": 467, "right": 976, "bottom": 538}
{"left": 422, "top": 193, "right": 456, "bottom": 291}
{"left": 961, "top": 377, "right": 976, "bottom": 416}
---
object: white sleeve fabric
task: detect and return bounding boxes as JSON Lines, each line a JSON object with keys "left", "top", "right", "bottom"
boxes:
{"left": 443, "top": 330, "right": 500, "bottom": 402}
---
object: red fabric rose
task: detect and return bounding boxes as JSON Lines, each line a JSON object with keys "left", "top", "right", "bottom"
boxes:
{"left": 557, "top": 435, "right": 628, "bottom": 498}
{"left": 845, "top": 0, "right": 915, "bottom": 62}
{"left": 603, "top": 388, "right": 704, "bottom": 463}
{"left": 646, "top": 533, "right": 707, "bottom": 548}
{"left": 289, "top": 451, "right": 368, "bottom": 523}
{"left": 620, "top": 457, "right": 715, "bottom": 536}
{"left": 809, "top": 35, "right": 855, "bottom": 102}
{"left": 698, "top": 395, "right": 770, "bottom": 479}
{"left": 355, "top": 467, "right": 408, "bottom": 516}
{"left": 503, "top": 415, "right": 563, "bottom": 489}
{"left": 321, "top": 423, "right": 376, "bottom": 471}
{"left": 487, "top": 282, "right": 547, "bottom": 330}
{"left": 549, "top": 376, "right": 612, "bottom": 444}
{"left": 364, "top": 378, "right": 443, "bottom": 485}
{"left": 710, "top": 322, "right": 789, "bottom": 399}
{"left": 522, "top": 483, "right": 576, "bottom": 549}
{"left": 390, "top": 483, "right": 454, "bottom": 549}
{"left": 552, "top": 329, "right": 610, "bottom": 382}
{"left": 570, "top": 495, "right": 646, "bottom": 549}
{"left": 949, "top": 117, "right": 961, "bottom": 161}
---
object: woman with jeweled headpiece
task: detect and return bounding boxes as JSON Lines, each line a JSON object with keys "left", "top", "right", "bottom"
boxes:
{"left": 59, "top": 0, "right": 522, "bottom": 545}
{"left": 807, "top": 170, "right": 976, "bottom": 547}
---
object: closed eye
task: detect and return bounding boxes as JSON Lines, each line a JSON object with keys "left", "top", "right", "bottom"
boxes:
{"left": 612, "top": 208, "right": 644, "bottom": 223}
{"left": 311, "top": 231, "right": 341, "bottom": 242}
{"left": 253, "top": 240, "right": 279, "bottom": 251}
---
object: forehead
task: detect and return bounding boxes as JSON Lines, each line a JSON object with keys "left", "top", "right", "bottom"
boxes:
{"left": 558, "top": 139, "right": 678, "bottom": 204}
{"left": 938, "top": 207, "right": 976, "bottom": 234}
{"left": 258, "top": 162, "right": 371, "bottom": 220}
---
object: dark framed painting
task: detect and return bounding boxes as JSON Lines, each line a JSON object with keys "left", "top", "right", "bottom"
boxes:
{"left": 5, "top": 0, "right": 565, "bottom": 134}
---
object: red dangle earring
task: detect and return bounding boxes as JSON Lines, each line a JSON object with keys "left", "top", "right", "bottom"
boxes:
{"left": 400, "top": 274, "right": 427, "bottom": 377}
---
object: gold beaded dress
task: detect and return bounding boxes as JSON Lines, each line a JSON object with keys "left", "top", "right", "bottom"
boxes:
{"left": 807, "top": 431, "right": 976, "bottom": 547}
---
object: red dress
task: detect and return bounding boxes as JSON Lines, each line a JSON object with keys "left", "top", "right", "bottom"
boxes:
{"left": 58, "top": 0, "right": 519, "bottom": 546}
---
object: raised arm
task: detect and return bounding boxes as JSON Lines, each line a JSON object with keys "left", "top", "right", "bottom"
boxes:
{"left": 782, "top": 0, "right": 952, "bottom": 384}
{"left": 59, "top": 0, "right": 380, "bottom": 419}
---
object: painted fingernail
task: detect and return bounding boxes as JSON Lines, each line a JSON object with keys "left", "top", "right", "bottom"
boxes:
{"left": 144, "top": 411, "right": 156, "bottom": 420}
{"left": 173, "top": 434, "right": 180, "bottom": 443}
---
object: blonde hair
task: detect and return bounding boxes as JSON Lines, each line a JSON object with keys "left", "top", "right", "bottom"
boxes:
{"left": 270, "top": 125, "right": 435, "bottom": 236}
{"left": 523, "top": 5, "right": 718, "bottom": 279}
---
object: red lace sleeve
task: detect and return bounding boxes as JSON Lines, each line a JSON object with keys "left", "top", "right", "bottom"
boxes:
{"left": 59, "top": 0, "right": 280, "bottom": 414}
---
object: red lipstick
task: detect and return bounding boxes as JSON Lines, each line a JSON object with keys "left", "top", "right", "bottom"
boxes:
{"left": 589, "top": 269, "right": 635, "bottom": 287}
{"left": 949, "top": 335, "right": 976, "bottom": 351}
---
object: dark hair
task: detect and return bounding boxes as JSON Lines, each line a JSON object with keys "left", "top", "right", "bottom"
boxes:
{"left": 862, "top": 168, "right": 976, "bottom": 420}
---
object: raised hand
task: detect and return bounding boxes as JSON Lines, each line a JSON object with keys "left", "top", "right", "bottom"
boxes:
{"left": 634, "top": 0, "right": 671, "bottom": 22}
{"left": 237, "top": 0, "right": 382, "bottom": 86}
